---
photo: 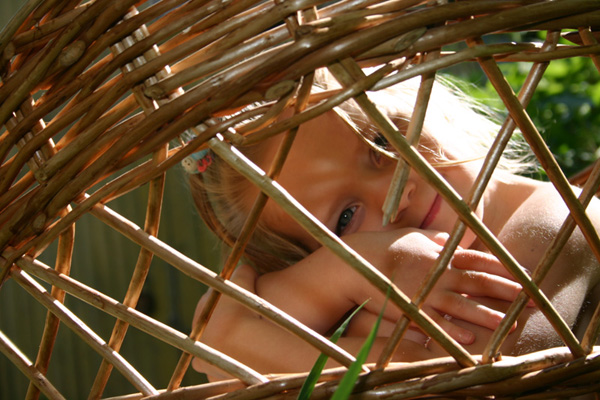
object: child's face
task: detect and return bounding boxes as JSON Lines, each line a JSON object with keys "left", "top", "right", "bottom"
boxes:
{"left": 256, "top": 110, "right": 483, "bottom": 251}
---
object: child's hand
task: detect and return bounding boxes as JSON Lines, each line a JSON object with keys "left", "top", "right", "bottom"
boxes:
{"left": 345, "top": 229, "right": 525, "bottom": 345}
{"left": 418, "top": 246, "right": 524, "bottom": 345}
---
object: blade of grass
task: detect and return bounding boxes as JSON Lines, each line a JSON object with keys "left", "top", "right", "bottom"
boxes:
{"left": 297, "top": 300, "right": 369, "bottom": 400}
{"left": 331, "top": 290, "right": 390, "bottom": 400}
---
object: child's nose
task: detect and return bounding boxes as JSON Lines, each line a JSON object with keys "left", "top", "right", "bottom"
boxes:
{"left": 390, "top": 177, "right": 417, "bottom": 221}
{"left": 369, "top": 169, "right": 417, "bottom": 221}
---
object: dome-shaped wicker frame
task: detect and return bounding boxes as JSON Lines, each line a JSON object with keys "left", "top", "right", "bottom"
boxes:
{"left": 1, "top": 0, "right": 600, "bottom": 398}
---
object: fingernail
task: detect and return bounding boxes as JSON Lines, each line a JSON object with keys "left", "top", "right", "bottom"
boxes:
{"left": 459, "top": 331, "right": 475, "bottom": 345}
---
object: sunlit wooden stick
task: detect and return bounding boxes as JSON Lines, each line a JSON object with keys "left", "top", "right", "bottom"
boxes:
{"left": 10, "top": 267, "right": 160, "bottom": 397}
{"left": 13, "top": 254, "right": 269, "bottom": 386}
{"left": 210, "top": 136, "right": 477, "bottom": 368}
{"left": 25, "top": 206, "right": 74, "bottom": 400}
{"left": 0, "top": 330, "right": 65, "bottom": 400}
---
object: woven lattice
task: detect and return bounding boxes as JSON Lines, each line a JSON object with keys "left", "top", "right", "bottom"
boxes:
{"left": 1, "top": 0, "right": 600, "bottom": 398}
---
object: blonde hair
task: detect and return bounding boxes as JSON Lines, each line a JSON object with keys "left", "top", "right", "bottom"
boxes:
{"left": 188, "top": 71, "right": 535, "bottom": 274}
{"left": 329, "top": 72, "right": 535, "bottom": 175}
{"left": 189, "top": 142, "right": 310, "bottom": 274}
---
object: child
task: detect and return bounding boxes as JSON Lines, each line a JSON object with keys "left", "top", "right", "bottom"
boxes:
{"left": 187, "top": 71, "right": 600, "bottom": 380}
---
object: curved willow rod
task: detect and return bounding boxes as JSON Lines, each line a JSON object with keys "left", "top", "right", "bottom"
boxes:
{"left": 10, "top": 268, "right": 159, "bottom": 397}
{"left": 10, "top": 5, "right": 91, "bottom": 50}
{"left": 13, "top": 255, "right": 268, "bottom": 386}
{"left": 25, "top": 207, "right": 75, "bottom": 400}
{"left": 344, "top": 348, "right": 600, "bottom": 400}
{"left": 0, "top": 330, "right": 64, "bottom": 400}
{"left": 402, "top": 0, "right": 599, "bottom": 58}
{"left": 0, "top": 0, "right": 45, "bottom": 57}
{"left": 117, "top": 358, "right": 461, "bottom": 400}
{"left": 209, "top": 136, "right": 477, "bottom": 367}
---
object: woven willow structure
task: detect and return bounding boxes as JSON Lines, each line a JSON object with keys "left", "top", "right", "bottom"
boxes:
{"left": 1, "top": 0, "right": 600, "bottom": 398}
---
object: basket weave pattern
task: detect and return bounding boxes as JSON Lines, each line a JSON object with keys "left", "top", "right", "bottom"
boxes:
{"left": 1, "top": 0, "right": 600, "bottom": 398}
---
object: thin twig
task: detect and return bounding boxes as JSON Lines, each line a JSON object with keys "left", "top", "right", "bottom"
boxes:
{"left": 0, "top": 330, "right": 65, "bottom": 400}
{"left": 10, "top": 267, "right": 160, "bottom": 397}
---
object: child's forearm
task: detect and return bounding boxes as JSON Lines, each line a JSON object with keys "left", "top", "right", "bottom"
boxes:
{"left": 254, "top": 229, "right": 434, "bottom": 330}
{"left": 257, "top": 229, "right": 525, "bottom": 344}
{"left": 194, "top": 307, "right": 442, "bottom": 380}
{"left": 193, "top": 264, "right": 444, "bottom": 380}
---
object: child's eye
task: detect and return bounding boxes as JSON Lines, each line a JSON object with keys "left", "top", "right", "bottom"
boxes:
{"left": 336, "top": 206, "right": 357, "bottom": 235}
{"left": 374, "top": 133, "right": 389, "bottom": 149}
{"left": 370, "top": 133, "right": 390, "bottom": 167}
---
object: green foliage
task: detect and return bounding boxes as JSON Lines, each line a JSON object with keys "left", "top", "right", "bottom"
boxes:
{"left": 453, "top": 40, "right": 600, "bottom": 178}
{"left": 297, "top": 301, "right": 368, "bottom": 400}
{"left": 329, "top": 316, "right": 381, "bottom": 400}
{"left": 525, "top": 57, "right": 600, "bottom": 177}
{"left": 330, "top": 293, "right": 389, "bottom": 400}
{"left": 298, "top": 292, "right": 388, "bottom": 400}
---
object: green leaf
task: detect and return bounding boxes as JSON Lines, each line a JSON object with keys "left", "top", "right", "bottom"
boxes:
{"left": 330, "top": 290, "right": 390, "bottom": 400}
{"left": 297, "top": 300, "right": 369, "bottom": 400}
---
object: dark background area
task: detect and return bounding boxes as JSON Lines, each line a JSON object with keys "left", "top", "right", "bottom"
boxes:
{"left": 1, "top": 2, "right": 599, "bottom": 398}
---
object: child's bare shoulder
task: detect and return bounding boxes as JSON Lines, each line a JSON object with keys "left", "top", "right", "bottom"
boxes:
{"left": 511, "top": 179, "right": 600, "bottom": 236}
{"left": 500, "top": 178, "right": 595, "bottom": 238}
{"left": 499, "top": 178, "right": 600, "bottom": 284}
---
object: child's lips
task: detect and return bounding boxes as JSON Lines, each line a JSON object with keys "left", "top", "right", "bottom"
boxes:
{"left": 420, "top": 194, "right": 441, "bottom": 229}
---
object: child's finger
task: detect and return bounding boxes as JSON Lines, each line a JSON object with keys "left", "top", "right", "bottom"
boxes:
{"left": 446, "top": 268, "right": 523, "bottom": 302}
{"left": 448, "top": 255, "right": 536, "bottom": 307}
{"left": 452, "top": 249, "right": 522, "bottom": 281}
{"left": 421, "top": 305, "right": 475, "bottom": 345}
{"left": 428, "top": 292, "right": 517, "bottom": 333}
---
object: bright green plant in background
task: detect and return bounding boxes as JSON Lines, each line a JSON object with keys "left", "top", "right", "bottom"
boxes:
{"left": 453, "top": 35, "right": 600, "bottom": 178}
{"left": 525, "top": 56, "right": 600, "bottom": 177}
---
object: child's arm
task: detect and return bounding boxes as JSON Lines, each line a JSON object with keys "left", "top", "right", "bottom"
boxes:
{"left": 257, "top": 228, "right": 522, "bottom": 343}
{"left": 193, "top": 228, "right": 524, "bottom": 378}
{"left": 192, "top": 264, "right": 448, "bottom": 380}
{"left": 491, "top": 182, "right": 600, "bottom": 354}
